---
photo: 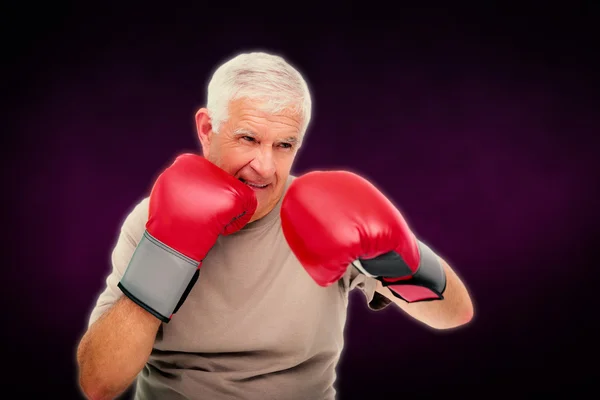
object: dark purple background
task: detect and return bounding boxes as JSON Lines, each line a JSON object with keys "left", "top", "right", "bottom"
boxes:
{"left": 6, "top": 2, "right": 599, "bottom": 399}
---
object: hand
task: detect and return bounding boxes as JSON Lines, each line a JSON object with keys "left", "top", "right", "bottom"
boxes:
{"left": 118, "top": 154, "right": 257, "bottom": 322}
{"left": 280, "top": 171, "right": 446, "bottom": 303}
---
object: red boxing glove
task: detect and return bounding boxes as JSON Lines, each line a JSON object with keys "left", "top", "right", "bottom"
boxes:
{"left": 119, "top": 154, "right": 257, "bottom": 322}
{"left": 146, "top": 153, "right": 256, "bottom": 258}
{"left": 280, "top": 171, "right": 446, "bottom": 303}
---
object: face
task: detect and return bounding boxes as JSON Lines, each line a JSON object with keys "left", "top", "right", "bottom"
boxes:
{"left": 196, "top": 98, "right": 303, "bottom": 223}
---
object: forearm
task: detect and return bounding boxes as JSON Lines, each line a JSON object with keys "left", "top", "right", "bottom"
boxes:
{"left": 77, "top": 296, "right": 161, "bottom": 399}
{"left": 378, "top": 258, "right": 474, "bottom": 330}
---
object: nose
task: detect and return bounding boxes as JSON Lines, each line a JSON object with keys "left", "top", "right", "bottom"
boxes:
{"left": 250, "top": 145, "right": 276, "bottom": 177}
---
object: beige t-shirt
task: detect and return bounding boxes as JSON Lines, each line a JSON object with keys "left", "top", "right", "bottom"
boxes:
{"left": 88, "top": 175, "right": 392, "bottom": 400}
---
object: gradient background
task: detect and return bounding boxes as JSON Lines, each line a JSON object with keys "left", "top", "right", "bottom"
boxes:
{"left": 6, "top": 2, "right": 599, "bottom": 399}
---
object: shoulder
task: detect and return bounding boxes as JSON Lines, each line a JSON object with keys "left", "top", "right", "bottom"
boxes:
{"left": 124, "top": 196, "right": 149, "bottom": 225}
{"left": 118, "top": 197, "right": 149, "bottom": 244}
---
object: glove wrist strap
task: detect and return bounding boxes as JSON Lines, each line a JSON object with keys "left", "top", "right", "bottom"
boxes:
{"left": 357, "top": 240, "right": 447, "bottom": 303}
{"left": 118, "top": 231, "right": 199, "bottom": 323}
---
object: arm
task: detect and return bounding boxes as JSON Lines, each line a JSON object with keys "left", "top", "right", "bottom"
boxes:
{"left": 76, "top": 198, "right": 155, "bottom": 399}
{"left": 76, "top": 155, "right": 256, "bottom": 399}
{"left": 279, "top": 170, "right": 474, "bottom": 330}
{"left": 375, "top": 257, "right": 474, "bottom": 330}
{"left": 76, "top": 296, "right": 161, "bottom": 400}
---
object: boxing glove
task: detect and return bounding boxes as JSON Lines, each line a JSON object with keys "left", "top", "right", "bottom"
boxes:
{"left": 118, "top": 154, "right": 257, "bottom": 322}
{"left": 280, "top": 171, "right": 446, "bottom": 303}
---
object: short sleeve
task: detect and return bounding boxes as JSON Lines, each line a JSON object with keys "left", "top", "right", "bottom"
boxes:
{"left": 340, "top": 264, "right": 393, "bottom": 311}
{"left": 86, "top": 197, "right": 149, "bottom": 328}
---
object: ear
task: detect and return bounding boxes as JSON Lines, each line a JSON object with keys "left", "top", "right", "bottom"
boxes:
{"left": 195, "top": 108, "right": 213, "bottom": 156}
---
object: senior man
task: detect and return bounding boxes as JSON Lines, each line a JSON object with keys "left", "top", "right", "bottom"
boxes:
{"left": 76, "top": 51, "right": 474, "bottom": 400}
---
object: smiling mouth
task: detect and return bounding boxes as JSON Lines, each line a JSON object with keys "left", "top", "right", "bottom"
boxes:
{"left": 239, "top": 178, "right": 269, "bottom": 189}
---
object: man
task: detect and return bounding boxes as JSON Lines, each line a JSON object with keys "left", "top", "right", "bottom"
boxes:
{"left": 76, "top": 51, "right": 474, "bottom": 400}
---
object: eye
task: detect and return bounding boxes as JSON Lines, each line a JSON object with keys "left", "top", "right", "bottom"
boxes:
{"left": 242, "top": 136, "right": 255, "bottom": 142}
{"left": 278, "top": 143, "right": 293, "bottom": 149}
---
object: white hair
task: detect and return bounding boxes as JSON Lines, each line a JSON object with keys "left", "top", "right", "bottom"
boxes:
{"left": 206, "top": 52, "right": 312, "bottom": 141}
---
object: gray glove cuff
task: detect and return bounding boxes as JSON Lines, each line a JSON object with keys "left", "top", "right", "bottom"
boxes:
{"left": 118, "top": 231, "right": 199, "bottom": 323}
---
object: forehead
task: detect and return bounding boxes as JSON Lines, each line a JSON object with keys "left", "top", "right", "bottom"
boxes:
{"left": 227, "top": 98, "right": 302, "bottom": 137}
